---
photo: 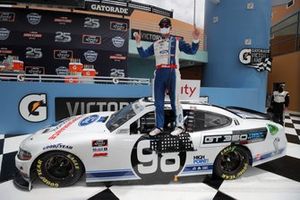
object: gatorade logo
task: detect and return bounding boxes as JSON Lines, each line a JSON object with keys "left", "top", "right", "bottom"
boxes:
{"left": 19, "top": 94, "right": 48, "bottom": 122}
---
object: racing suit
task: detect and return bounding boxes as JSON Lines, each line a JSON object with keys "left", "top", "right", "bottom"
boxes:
{"left": 137, "top": 36, "right": 199, "bottom": 129}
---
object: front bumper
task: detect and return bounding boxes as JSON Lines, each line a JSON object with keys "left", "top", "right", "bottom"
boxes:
{"left": 13, "top": 171, "right": 32, "bottom": 191}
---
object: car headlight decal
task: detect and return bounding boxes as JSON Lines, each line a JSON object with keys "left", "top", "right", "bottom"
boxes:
{"left": 18, "top": 148, "right": 32, "bottom": 160}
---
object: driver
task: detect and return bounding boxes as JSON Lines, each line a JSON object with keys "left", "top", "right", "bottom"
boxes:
{"left": 134, "top": 18, "right": 200, "bottom": 136}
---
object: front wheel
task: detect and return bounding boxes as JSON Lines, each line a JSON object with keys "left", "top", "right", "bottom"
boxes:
{"left": 35, "top": 151, "right": 83, "bottom": 187}
{"left": 213, "top": 145, "right": 249, "bottom": 180}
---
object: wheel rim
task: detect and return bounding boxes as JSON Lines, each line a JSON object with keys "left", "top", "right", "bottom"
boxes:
{"left": 45, "top": 155, "right": 75, "bottom": 180}
{"left": 220, "top": 151, "right": 244, "bottom": 173}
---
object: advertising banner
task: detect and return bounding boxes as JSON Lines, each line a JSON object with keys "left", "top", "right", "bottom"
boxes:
{"left": 131, "top": 28, "right": 184, "bottom": 42}
{"left": 0, "top": 7, "right": 129, "bottom": 76}
{"left": 55, "top": 97, "right": 138, "bottom": 121}
{"left": 152, "top": 79, "right": 201, "bottom": 101}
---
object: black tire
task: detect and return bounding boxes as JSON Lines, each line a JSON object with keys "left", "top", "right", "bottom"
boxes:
{"left": 214, "top": 145, "right": 249, "bottom": 180}
{"left": 35, "top": 151, "right": 83, "bottom": 187}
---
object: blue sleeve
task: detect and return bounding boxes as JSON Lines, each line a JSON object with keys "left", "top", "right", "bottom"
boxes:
{"left": 179, "top": 39, "right": 199, "bottom": 55}
{"left": 137, "top": 44, "right": 154, "bottom": 58}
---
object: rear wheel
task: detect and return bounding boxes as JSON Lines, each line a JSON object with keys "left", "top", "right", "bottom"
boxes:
{"left": 214, "top": 145, "right": 249, "bottom": 180}
{"left": 35, "top": 151, "right": 83, "bottom": 187}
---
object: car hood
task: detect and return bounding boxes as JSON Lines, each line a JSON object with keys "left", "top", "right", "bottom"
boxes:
{"left": 28, "top": 112, "right": 114, "bottom": 142}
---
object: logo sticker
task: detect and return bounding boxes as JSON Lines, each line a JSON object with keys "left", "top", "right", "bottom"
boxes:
{"left": 84, "top": 50, "right": 98, "bottom": 62}
{"left": 23, "top": 31, "right": 42, "bottom": 40}
{"left": 82, "top": 35, "right": 101, "bottom": 45}
{"left": 25, "top": 47, "right": 43, "bottom": 59}
{"left": 92, "top": 139, "right": 108, "bottom": 147}
{"left": 84, "top": 17, "right": 100, "bottom": 29}
{"left": 27, "top": 13, "right": 42, "bottom": 25}
{"left": 19, "top": 94, "right": 47, "bottom": 122}
{"left": 55, "top": 31, "right": 72, "bottom": 43}
{"left": 53, "top": 50, "right": 73, "bottom": 60}
{"left": 54, "top": 16, "right": 72, "bottom": 25}
{"left": 79, "top": 114, "right": 99, "bottom": 126}
{"left": 112, "top": 36, "right": 125, "bottom": 48}
{"left": 0, "top": 28, "right": 10, "bottom": 40}
{"left": 0, "top": 12, "right": 15, "bottom": 22}
{"left": 110, "top": 21, "right": 128, "bottom": 31}
{"left": 56, "top": 66, "right": 69, "bottom": 75}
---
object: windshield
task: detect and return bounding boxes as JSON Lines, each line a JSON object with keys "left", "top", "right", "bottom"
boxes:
{"left": 106, "top": 100, "right": 145, "bottom": 132}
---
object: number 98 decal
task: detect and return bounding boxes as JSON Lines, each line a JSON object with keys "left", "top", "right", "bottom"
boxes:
{"left": 131, "top": 136, "right": 186, "bottom": 182}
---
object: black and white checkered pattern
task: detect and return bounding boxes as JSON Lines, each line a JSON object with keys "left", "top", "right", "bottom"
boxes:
{"left": 255, "top": 57, "right": 272, "bottom": 72}
{"left": 1, "top": 111, "right": 300, "bottom": 200}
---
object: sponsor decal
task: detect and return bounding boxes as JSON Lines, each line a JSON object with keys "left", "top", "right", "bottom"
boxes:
{"left": 93, "top": 152, "right": 108, "bottom": 157}
{"left": 54, "top": 16, "right": 72, "bottom": 25}
{"left": 55, "top": 31, "right": 72, "bottom": 43}
{"left": 267, "top": 124, "right": 279, "bottom": 136}
{"left": 0, "top": 47, "right": 13, "bottom": 55}
{"left": 79, "top": 114, "right": 99, "bottom": 126}
{"left": 97, "top": 116, "right": 108, "bottom": 123}
{"left": 93, "top": 147, "right": 108, "bottom": 152}
{"left": 25, "top": 47, "right": 43, "bottom": 59}
{"left": 84, "top": 50, "right": 98, "bottom": 62}
{"left": 131, "top": 29, "right": 162, "bottom": 42}
{"left": 53, "top": 50, "right": 73, "bottom": 60}
{"left": 193, "top": 155, "right": 209, "bottom": 165}
{"left": 84, "top": 17, "right": 100, "bottom": 29}
{"left": 92, "top": 139, "right": 108, "bottom": 147}
{"left": 82, "top": 35, "right": 101, "bottom": 45}
{"left": 112, "top": 36, "right": 125, "bottom": 48}
{"left": 92, "top": 139, "right": 108, "bottom": 157}
{"left": 0, "top": 12, "right": 15, "bottom": 22}
{"left": 203, "top": 128, "right": 267, "bottom": 144}
{"left": 109, "top": 54, "right": 127, "bottom": 61}
{"left": 239, "top": 48, "right": 271, "bottom": 72}
{"left": 43, "top": 143, "right": 73, "bottom": 150}
{"left": 48, "top": 116, "right": 81, "bottom": 140}
{"left": 55, "top": 98, "right": 137, "bottom": 121}
{"left": 55, "top": 66, "right": 69, "bottom": 75}
{"left": 23, "top": 31, "right": 42, "bottom": 40}
{"left": 0, "top": 28, "right": 10, "bottom": 40}
{"left": 25, "top": 66, "right": 45, "bottom": 74}
{"left": 110, "top": 21, "right": 128, "bottom": 32}
{"left": 87, "top": 2, "right": 132, "bottom": 16}
{"left": 19, "top": 94, "right": 47, "bottom": 123}
{"left": 110, "top": 68, "right": 125, "bottom": 77}
{"left": 27, "top": 13, "right": 42, "bottom": 25}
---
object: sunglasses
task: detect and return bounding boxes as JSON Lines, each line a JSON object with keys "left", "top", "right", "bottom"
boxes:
{"left": 159, "top": 23, "right": 171, "bottom": 28}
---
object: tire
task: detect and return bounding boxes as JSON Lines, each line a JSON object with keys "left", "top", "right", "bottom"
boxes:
{"left": 213, "top": 145, "right": 249, "bottom": 180}
{"left": 35, "top": 151, "right": 83, "bottom": 187}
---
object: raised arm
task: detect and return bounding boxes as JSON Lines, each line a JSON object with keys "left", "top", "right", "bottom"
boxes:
{"left": 134, "top": 30, "right": 154, "bottom": 58}
{"left": 179, "top": 26, "right": 200, "bottom": 55}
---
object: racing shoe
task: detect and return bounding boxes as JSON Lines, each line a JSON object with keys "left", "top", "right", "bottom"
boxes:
{"left": 171, "top": 127, "right": 184, "bottom": 136}
{"left": 149, "top": 128, "right": 163, "bottom": 136}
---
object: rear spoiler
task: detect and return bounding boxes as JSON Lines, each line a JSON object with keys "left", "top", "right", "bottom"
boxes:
{"left": 226, "top": 106, "right": 270, "bottom": 120}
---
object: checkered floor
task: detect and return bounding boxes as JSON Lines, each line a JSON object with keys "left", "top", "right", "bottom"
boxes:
{"left": 0, "top": 111, "right": 300, "bottom": 200}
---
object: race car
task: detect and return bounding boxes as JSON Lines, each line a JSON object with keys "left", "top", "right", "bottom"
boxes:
{"left": 14, "top": 97, "right": 287, "bottom": 190}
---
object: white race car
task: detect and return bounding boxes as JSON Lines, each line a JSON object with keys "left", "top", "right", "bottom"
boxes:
{"left": 14, "top": 98, "right": 287, "bottom": 190}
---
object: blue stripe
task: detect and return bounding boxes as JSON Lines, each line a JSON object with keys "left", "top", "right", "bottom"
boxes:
{"left": 86, "top": 169, "right": 135, "bottom": 179}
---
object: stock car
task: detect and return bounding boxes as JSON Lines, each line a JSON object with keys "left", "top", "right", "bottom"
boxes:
{"left": 14, "top": 97, "right": 287, "bottom": 190}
